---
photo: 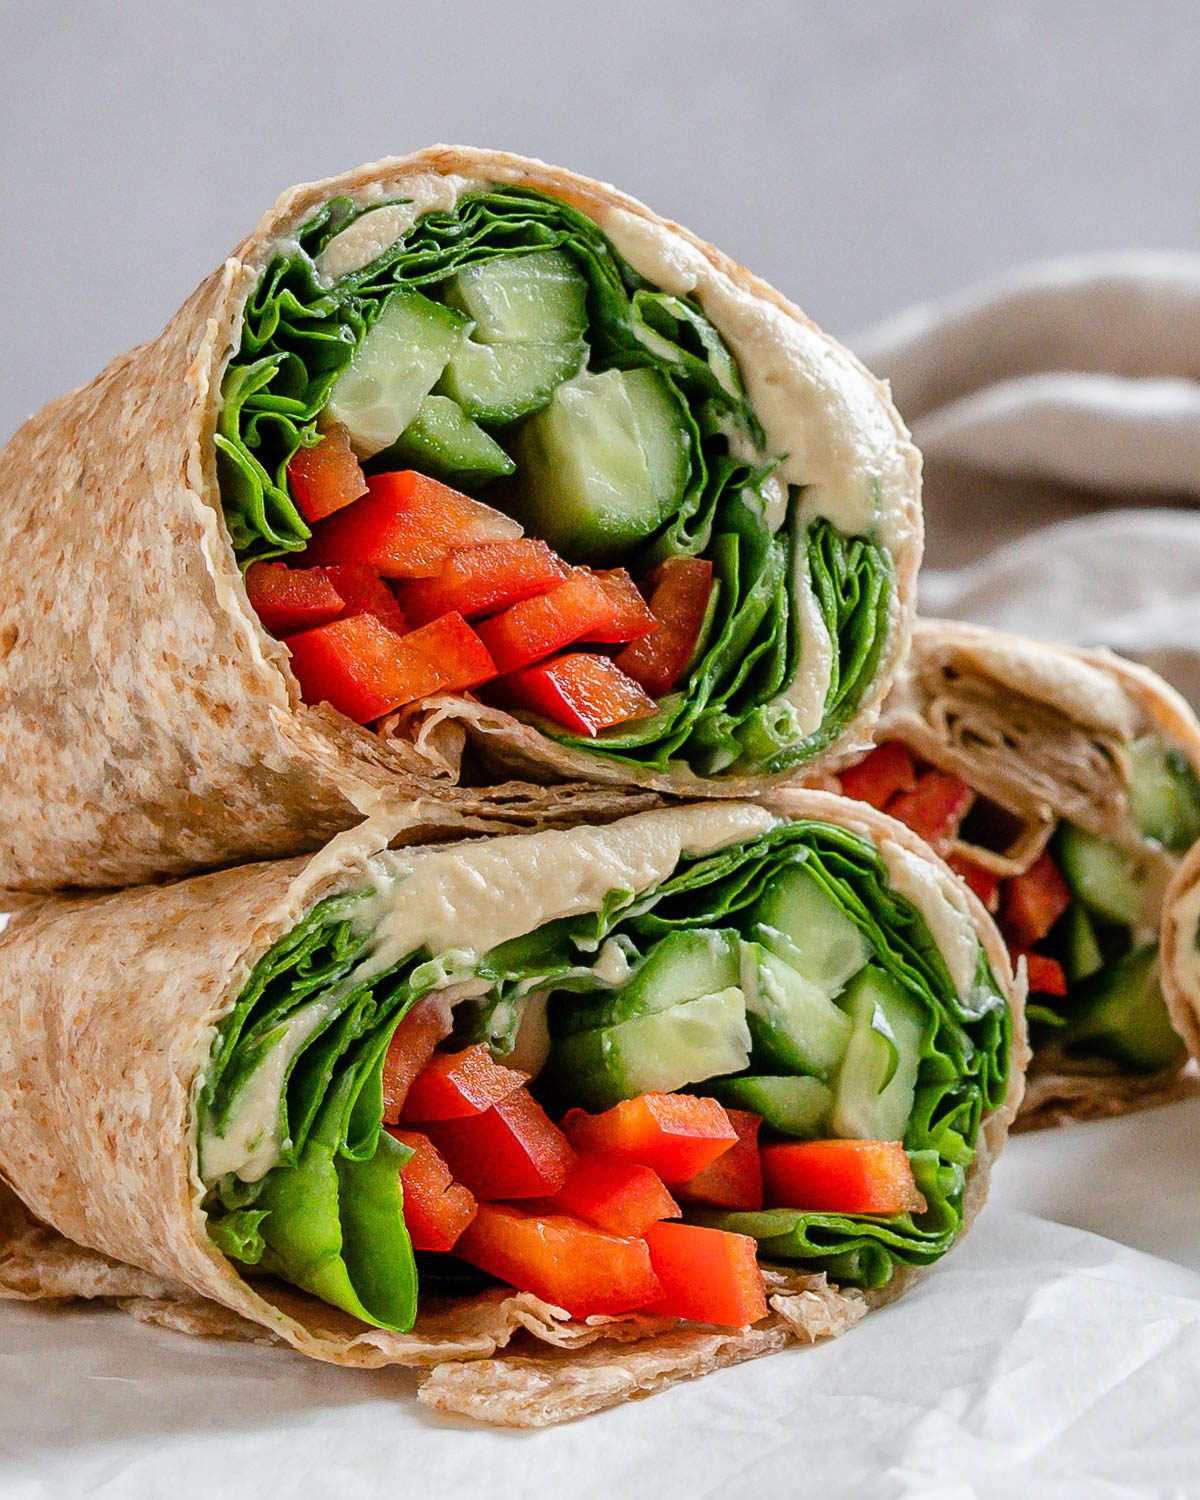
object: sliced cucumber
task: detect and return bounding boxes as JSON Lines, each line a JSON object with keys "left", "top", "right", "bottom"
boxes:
{"left": 1056, "top": 824, "right": 1148, "bottom": 928}
{"left": 444, "top": 250, "right": 588, "bottom": 345}
{"left": 547, "top": 987, "right": 751, "bottom": 1112}
{"left": 438, "top": 338, "right": 586, "bottom": 427}
{"left": 707, "top": 1074, "right": 833, "bottom": 1138}
{"left": 325, "top": 290, "right": 469, "bottom": 458}
{"left": 550, "top": 929, "right": 740, "bottom": 1040}
{"left": 1062, "top": 943, "right": 1187, "bottom": 1072}
{"left": 740, "top": 943, "right": 853, "bottom": 1079}
{"left": 510, "top": 368, "right": 691, "bottom": 564}
{"left": 1060, "top": 901, "right": 1104, "bottom": 984}
{"left": 1127, "top": 737, "right": 1200, "bottom": 852}
{"left": 750, "top": 864, "right": 872, "bottom": 997}
{"left": 381, "top": 395, "right": 515, "bottom": 486}
{"left": 830, "top": 966, "right": 927, "bottom": 1141}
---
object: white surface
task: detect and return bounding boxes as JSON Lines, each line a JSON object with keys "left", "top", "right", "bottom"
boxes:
{"left": 4, "top": 1122, "right": 1200, "bottom": 1500}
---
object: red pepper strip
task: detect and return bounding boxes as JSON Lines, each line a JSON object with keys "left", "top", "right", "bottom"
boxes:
{"left": 488, "top": 653, "right": 657, "bottom": 736}
{"left": 245, "top": 562, "right": 346, "bottom": 636}
{"left": 315, "top": 564, "right": 407, "bottom": 633}
{"left": 454, "top": 1204, "right": 661, "bottom": 1318}
{"left": 381, "top": 999, "right": 453, "bottom": 1124}
{"left": 399, "top": 1044, "right": 528, "bottom": 1122}
{"left": 536, "top": 1153, "right": 681, "bottom": 1239}
{"left": 392, "top": 539, "right": 570, "bottom": 626}
{"left": 1014, "top": 949, "right": 1069, "bottom": 996}
{"left": 285, "top": 611, "right": 496, "bottom": 724}
{"left": 675, "top": 1107, "right": 763, "bottom": 1211}
{"left": 837, "top": 741, "right": 918, "bottom": 810}
{"left": 475, "top": 570, "right": 656, "bottom": 675}
{"left": 641, "top": 1222, "right": 767, "bottom": 1327}
{"left": 614, "top": 557, "right": 714, "bottom": 697}
{"left": 886, "top": 770, "right": 975, "bottom": 853}
{"left": 420, "top": 1089, "right": 575, "bottom": 1200}
{"left": 304, "top": 470, "right": 522, "bottom": 578}
{"left": 387, "top": 1129, "right": 477, "bottom": 1252}
{"left": 947, "top": 853, "right": 1001, "bottom": 914}
{"left": 585, "top": 569, "right": 661, "bottom": 644}
{"left": 561, "top": 1094, "right": 737, "bottom": 1185}
{"left": 761, "top": 1140, "right": 926, "bottom": 1216}
{"left": 1001, "top": 851, "right": 1072, "bottom": 947}
{"left": 287, "top": 423, "right": 368, "bottom": 523}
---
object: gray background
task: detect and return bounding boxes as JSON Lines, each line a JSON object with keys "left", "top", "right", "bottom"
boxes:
{"left": 3, "top": 1, "right": 1199, "bottom": 442}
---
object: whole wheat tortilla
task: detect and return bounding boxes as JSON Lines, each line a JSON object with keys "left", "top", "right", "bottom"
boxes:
{"left": 0, "top": 147, "right": 921, "bottom": 893}
{"left": 0, "top": 792, "right": 1023, "bottom": 1426}
{"left": 870, "top": 618, "right": 1200, "bottom": 1128}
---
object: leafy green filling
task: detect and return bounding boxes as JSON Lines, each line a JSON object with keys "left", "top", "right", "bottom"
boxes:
{"left": 199, "top": 821, "right": 1009, "bottom": 1326}
{"left": 216, "top": 188, "right": 890, "bottom": 775}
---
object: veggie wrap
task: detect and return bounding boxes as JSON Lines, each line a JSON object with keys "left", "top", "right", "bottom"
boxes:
{"left": 0, "top": 147, "right": 921, "bottom": 892}
{"left": 0, "top": 796, "right": 1020, "bottom": 1427}
{"left": 826, "top": 619, "right": 1200, "bottom": 1128}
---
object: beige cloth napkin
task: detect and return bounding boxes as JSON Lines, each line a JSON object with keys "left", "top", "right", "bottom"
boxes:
{"left": 852, "top": 253, "right": 1200, "bottom": 705}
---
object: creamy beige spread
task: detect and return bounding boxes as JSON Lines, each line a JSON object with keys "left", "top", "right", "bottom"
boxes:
{"left": 878, "top": 840, "right": 981, "bottom": 1001}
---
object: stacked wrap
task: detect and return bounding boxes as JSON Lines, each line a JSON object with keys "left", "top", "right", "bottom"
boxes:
{"left": 868, "top": 619, "right": 1200, "bottom": 1125}
{"left": 0, "top": 796, "right": 1023, "bottom": 1426}
{"left": 0, "top": 147, "right": 921, "bottom": 892}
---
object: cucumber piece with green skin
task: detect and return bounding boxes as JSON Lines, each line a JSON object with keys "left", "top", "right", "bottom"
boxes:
{"left": 325, "top": 290, "right": 470, "bottom": 458}
{"left": 443, "top": 250, "right": 588, "bottom": 345}
{"left": 740, "top": 942, "right": 853, "bottom": 1079}
{"left": 1060, "top": 901, "right": 1104, "bottom": 984}
{"left": 547, "top": 987, "right": 751, "bottom": 1112}
{"left": 707, "top": 1074, "right": 833, "bottom": 1138}
{"left": 550, "top": 929, "right": 740, "bottom": 1039}
{"left": 510, "top": 368, "right": 691, "bottom": 564}
{"left": 749, "top": 864, "right": 872, "bottom": 996}
{"left": 830, "top": 966, "right": 927, "bottom": 1141}
{"left": 380, "top": 396, "right": 516, "bottom": 486}
{"left": 1127, "top": 737, "right": 1200, "bottom": 852}
{"left": 1056, "top": 824, "right": 1149, "bottom": 928}
{"left": 1062, "top": 943, "right": 1187, "bottom": 1072}
{"left": 437, "top": 339, "right": 587, "bottom": 427}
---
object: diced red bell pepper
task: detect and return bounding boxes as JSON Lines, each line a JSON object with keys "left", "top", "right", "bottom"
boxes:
{"left": 400, "top": 1044, "right": 528, "bottom": 1122}
{"left": 287, "top": 423, "right": 369, "bottom": 523}
{"left": 454, "top": 1204, "right": 661, "bottom": 1318}
{"left": 475, "top": 569, "right": 656, "bottom": 675}
{"left": 285, "top": 611, "right": 496, "bottom": 724}
{"left": 381, "top": 999, "right": 453, "bottom": 1124}
{"left": 315, "top": 563, "right": 407, "bottom": 632}
{"left": 392, "top": 539, "right": 570, "bottom": 626}
{"left": 838, "top": 741, "right": 918, "bottom": 810}
{"left": 245, "top": 561, "right": 346, "bottom": 636}
{"left": 1001, "top": 851, "right": 1072, "bottom": 948}
{"left": 561, "top": 1094, "right": 737, "bottom": 1185}
{"left": 488, "top": 653, "right": 657, "bottom": 736}
{"left": 538, "top": 1153, "right": 681, "bottom": 1238}
{"left": 761, "top": 1140, "right": 926, "bottom": 1216}
{"left": 421, "top": 1089, "right": 575, "bottom": 1200}
{"left": 886, "top": 770, "right": 975, "bottom": 853}
{"left": 613, "top": 557, "right": 714, "bottom": 697}
{"left": 641, "top": 1221, "right": 767, "bottom": 1327}
{"left": 388, "top": 1128, "right": 477, "bottom": 1252}
{"left": 675, "top": 1108, "right": 763, "bottom": 1211}
{"left": 948, "top": 852, "right": 1001, "bottom": 914}
{"left": 1014, "top": 949, "right": 1069, "bottom": 996}
{"left": 587, "top": 570, "right": 662, "bottom": 643}
{"left": 304, "top": 470, "right": 522, "bottom": 578}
